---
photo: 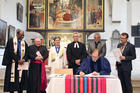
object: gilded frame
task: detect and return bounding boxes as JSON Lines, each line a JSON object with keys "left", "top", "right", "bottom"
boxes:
{"left": 48, "top": 0, "right": 84, "bottom": 30}
{"left": 17, "top": 3, "right": 23, "bottom": 22}
{"left": 27, "top": 0, "right": 46, "bottom": 30}
{"left": 86, "top": 0, "right": 104, "bottom": 31}
{"left": 47, "top": 32, "right": 84, "bottom": 48}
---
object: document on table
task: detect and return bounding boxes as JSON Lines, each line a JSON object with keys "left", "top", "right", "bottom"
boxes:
{"left": 113, "top": 48, "right": 122, "bottom": 62}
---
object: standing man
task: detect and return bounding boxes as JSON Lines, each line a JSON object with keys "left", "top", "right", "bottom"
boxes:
{"left": 66, "top": 32, "right": 88, "bottom": 74}
{"left": 116, "top": 33, "right": 136, "bottom": 93}
{"left": 28, "top": 37, "right": 48, "bottom": 93}
{"left": 2, "top": 30, "right": 28, "bottom": 93}
{"left": 88, "top": 33, "right": 106, "bottom": 57}
{"left": 48, "top": 36, "right": 67, "bottom": 74}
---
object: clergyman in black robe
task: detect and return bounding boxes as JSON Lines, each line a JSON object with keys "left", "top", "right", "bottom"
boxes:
{"left": 28, "top": 37, "right": 48, "bottom": 93}
{"left": 2, "top": 30, "right": 28, "bottom": 93}
{"left": 66, "top": 32, "right": 88, "bottom": 74}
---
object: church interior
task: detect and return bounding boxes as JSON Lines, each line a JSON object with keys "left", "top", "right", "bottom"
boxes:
{"left": 0, "top": 0, "right": 140, "bottom": 93}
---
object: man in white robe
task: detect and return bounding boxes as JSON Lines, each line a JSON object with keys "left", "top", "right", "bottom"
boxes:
{"left": 48, "top": 36, "right": 67, "bottom": 74}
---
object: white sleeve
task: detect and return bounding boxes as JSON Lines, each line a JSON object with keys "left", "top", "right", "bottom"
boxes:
{"left": 63, "top": 48, "right": 67, "bottom": 68}
{"left": 48, "top": 48, "right": 52, "bottom": 67}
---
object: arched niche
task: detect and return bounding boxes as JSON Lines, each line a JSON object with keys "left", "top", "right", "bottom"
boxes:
{"left": 111, "top": 29, "right": 120, "bottom": 50}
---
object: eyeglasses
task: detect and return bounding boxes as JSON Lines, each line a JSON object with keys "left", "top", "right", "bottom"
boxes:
{"left": 120, "top": 38, "right": 127, "bottom": 39}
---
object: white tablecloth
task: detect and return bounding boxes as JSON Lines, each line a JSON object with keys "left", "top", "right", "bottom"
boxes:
{"left": 46, "top": 75, "right": 122, "bottom": 93}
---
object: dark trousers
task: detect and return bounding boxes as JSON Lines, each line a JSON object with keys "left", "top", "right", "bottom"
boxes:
{"left": 10, "top": 90, "right": 22, "bottom": 93}
{"left": 118, "top": 69, "right": 132, "bottom": 93}
{"left": 27, "top": 90, "right": 46, "bottom": 93}
{"left": 40, "top": 90, "right": 46, "bottom": 93}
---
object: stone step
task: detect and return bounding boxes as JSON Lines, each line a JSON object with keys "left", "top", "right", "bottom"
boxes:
{"left": 132, "top": 80, "right": 140, "bottom": 88}
{"left": 0, "top": 79, "right": 4, "bottom": 84}
{"left": 0, "top": 78, "right": 4, "bottom": 91}
{"left": 0, "top": 83, "right": 3, "bottom": 90}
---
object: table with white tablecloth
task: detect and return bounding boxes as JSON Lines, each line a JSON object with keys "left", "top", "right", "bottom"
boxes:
{"left": 46, "top": 75, "right": 122, "bottom": 93}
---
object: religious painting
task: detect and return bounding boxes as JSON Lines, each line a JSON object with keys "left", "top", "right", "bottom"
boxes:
{"left": 48, "top": 0, "right": 84, "bottom": 29}
{"left": 17, "top": 3, "right": 23, "bottom": 22}
{"left": 0, "top": 19, "right": 7, "bottom": 47}
{"left": 8, "top": 25, "right": 15, "bottom": 40}
{"left": 28, "top": 0, "right": 46, "bottom": 30}
{"left": 47, "top": 32, "right": 84, "bottom": 48}
{"left": 86, "top": 0, "right": 104, "bottom": 31}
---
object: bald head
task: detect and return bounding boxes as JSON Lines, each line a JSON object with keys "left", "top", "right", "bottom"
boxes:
{"left": 16, "top": 30, "right": 24, "bottom": 40}
{"left": 34, "top": 37, "right": 41, "bottom": 47}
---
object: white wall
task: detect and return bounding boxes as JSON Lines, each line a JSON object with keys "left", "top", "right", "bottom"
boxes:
{"left": 0, "top": 0, "right": 27, "bottom": 68}
{"left": 0, "top": 0, "right": 27, "bottom": 30}
{"left": 132, "top": 0, "right": 140, "bottom": 25}
{"left": 131, "top": 0, "right": 140, "bottom": 80}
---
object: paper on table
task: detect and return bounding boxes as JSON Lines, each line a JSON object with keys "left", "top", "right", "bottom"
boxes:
{"left": 18, "top": 62, "right": 29, "bottom": 70}
{"left": 113, "top": 48, "right": 122, "bottom": 62}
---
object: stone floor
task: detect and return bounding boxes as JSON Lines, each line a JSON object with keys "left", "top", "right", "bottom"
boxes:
{"left": 0, "top": 68, "right": 140, "bottom": 93}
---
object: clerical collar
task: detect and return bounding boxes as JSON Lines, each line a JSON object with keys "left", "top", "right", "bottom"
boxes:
{"left": 74, "top": 42, "right": 79, "bottom": 48}
{"left": 55, "top": 46, "right": 60, "bottom": 54}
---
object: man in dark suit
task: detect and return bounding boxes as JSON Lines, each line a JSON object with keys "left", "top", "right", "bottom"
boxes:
{"left": 116, "top": 33, "right": 136, "bottom": 93}
{"left": 66, "top": 32, "right": 88, "bottom": 74}
{"left": 88, "top": 33, "right": 106, "bottom": 57}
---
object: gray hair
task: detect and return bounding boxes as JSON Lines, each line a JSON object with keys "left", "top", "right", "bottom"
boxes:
{"left": 73, "top": 32, "right": 79, "bottom": 37}
{"left": 94, "top": 32, "right": 101, "bottom": 38}
{"left": 16, "top": 29, "right": 24, "bottom": 35}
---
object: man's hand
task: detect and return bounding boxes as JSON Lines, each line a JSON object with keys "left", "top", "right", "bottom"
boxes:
{"left": 75, "top": 59, "right": 81, "bottom": 65}
{"left": 120, "top": 56, "right": 125, "bottom": 60}
{"left": 116, "top": 66, "right": 118, "bottom": 70}
{"left": 79, "top": 71, "right": 85, "bottom": 76}
{"left": 35, "top": 56, "right": 43, "bottom": 61}
{"left": 18, "top": 60, "right": 25, "bottom": 64}
{"left": 92, "top": 71, "right": 100, "bottom": 76}
{"left": 48, "top": 67, "right": 51, "bottom": 71}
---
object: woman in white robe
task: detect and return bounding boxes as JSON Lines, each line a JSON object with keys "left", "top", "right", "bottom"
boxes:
{"left": 48, "top": 36, "right": 67, "bottom": 74}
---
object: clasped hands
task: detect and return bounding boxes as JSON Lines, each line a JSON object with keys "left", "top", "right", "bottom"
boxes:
{"left": 35, "top": 56, "right": 43, "bottom": 61}
{"left": 18, "top": 59, "right": 25, "bottom": 64}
